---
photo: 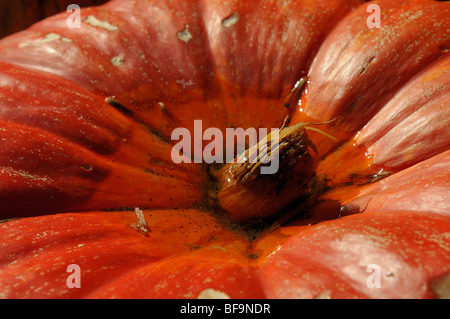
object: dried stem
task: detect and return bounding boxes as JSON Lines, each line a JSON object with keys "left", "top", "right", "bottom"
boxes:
{"left": 216, "top": 122, "right": 320, "bottom": 222}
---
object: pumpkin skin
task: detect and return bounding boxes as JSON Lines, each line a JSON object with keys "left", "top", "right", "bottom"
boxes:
{"left": 0, "top": 0, "right": 449, "bottom": 299}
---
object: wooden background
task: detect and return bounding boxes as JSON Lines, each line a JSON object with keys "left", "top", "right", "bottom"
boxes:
{"left": 0, "top": 0, "right": 109, "bottom": 38}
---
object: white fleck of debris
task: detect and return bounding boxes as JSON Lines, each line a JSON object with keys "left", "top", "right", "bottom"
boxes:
{"left": 197, "top": 289, "right": 230, "bottom": 299}
{"left": 84, "top": 15, "right": 118, "bottom": 32}
{"left": 0, "top": 167, "right": 49, "bottom": 182}
{"left": 111, "top": 54, "right": 125, "bottom": 67}
{"left": 177, "top": 25, "right": 193, "bottom": 43}
{"left": 222, "top": 13, "right": 239, "bottom": 28}
{"left": 131, "top": 207, "right": 150, "bottom": 234}
{"left": 176, "top": 79, "right": 194, "bottom": 89}
{"left": 19, "top": 33, "right": 62, "bottom": 48}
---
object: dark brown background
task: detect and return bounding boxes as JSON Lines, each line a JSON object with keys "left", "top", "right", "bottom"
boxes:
{"left": 0, "top": 0, "right": 109, "bottom": 38}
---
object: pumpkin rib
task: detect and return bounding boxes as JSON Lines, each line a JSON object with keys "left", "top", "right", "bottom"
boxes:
{"left": 85, "top": 255, "right": 266, "bottom": 299}
{"left": 199, "top": 0, "right": 366, "bottom": 98}
{"left": 0, "top": 97, "right": 206, "bottom": 217}
{"left": 0, "top": 209, "right": 266, "bottom": 298}
{"left": 290, "top": 0, "right": 450, "bottom": 157}
{"left": 0, "top": 62, "right": 134, "bottom": 155}
{"left": 0, "top": 116, "right": 205, "bottom": 218}
{"left": 260, "top": 211, "right": 450, "bottom": 299}
{"left": 316, "top": 55, "right": 450, "bottom": 193}
{"left": 339, "top": 150, "right": 450, "bottom": 216}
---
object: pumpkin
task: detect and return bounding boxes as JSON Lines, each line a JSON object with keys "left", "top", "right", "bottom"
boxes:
{"left": 0, "top": 0, "right": 449, "bottom": 299}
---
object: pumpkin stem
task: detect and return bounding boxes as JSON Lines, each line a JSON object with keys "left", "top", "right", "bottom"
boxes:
{"left": 304, "top": 126, "right": 338, "bottom": 142}
{"left": 215, "top": 122, "right": 322, "bottom": 223}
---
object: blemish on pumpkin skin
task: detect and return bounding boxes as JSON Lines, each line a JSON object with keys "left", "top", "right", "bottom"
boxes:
{"left": 438, "top": 44, "right": 450, "bottom": 53}
{"left": 208, "top": 245, "right": 226, "bottom": 252}
{"left": 428, "top": 232, "right": 450, "bottom": 252}
{"left": 177, "top": 25, "right": 193, "bottom": 43}
{"left": 80, "top": 164, "right": 92, "bottom": 172}
{"left": 131, "top": 207, "right": 151, "bottom": 235}
{"left": 247, "top": 253, "right": 259, "bottom": 260}
{"left": 83, "top": 15, "right": 118, "bottom": 32}
{"left": 111, "top": 54, "right": 125, "bottom": 67}
{"left": 176, "top": 79, "right": 195, "bottom": 89}
{"left": 18, "top": 33, "right": 71, "bottom": 48}
{"left": 360, "top": 56, "right": 377, "bottom": 76}
{"left": 222, "top": 13, "right": 239, "bottom": 28}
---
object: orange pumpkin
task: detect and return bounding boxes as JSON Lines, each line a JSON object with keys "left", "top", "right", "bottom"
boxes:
{"left": 0, "top": 0, "right": 449, "bottom": 299}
